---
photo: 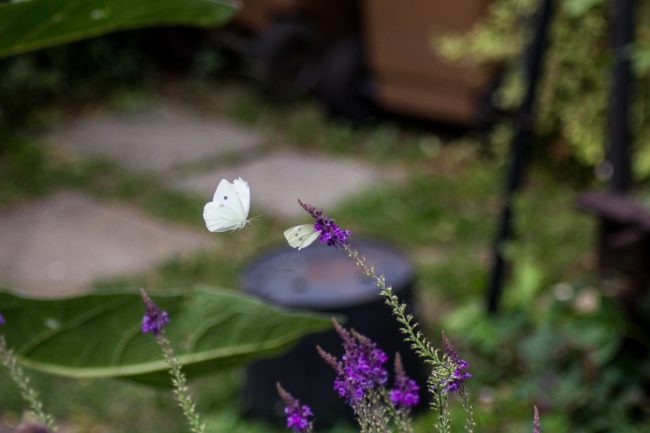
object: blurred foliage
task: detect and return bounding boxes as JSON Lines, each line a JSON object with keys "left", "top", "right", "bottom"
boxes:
{"left": 0, "top": 28, "right": 222, "bottom": 126}
{"left": 437, "top": 0, "right": 650, "bottom": 178}
{"left": 0, "top": 0, "right": 235, "bottom": 128}
{"left": 444, "top": 279, "right": 650, "bottom": 433}
{"left": 0, "top": 0, "right": 236, "bottom": 59}
{"left": 434, "top": 179, "right": 649, "bottom": 432}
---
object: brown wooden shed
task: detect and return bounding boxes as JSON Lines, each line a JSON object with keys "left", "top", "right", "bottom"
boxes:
{"left": 228, "top": 0, "right": 493, "bottom": 125}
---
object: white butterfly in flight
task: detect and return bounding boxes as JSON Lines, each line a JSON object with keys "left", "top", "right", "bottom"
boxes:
{"left": 203, "top": 177, "right": 251, "bottom": 232}
{"left": 284, "top": 224, "right": 319, "bottom": 250}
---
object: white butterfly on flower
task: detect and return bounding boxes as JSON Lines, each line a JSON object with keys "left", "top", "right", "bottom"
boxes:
{"left": 284, "top": 224, "right": 319, "bottom": 250}
{"left": 203, "top": 177, "right": 251, "bottom": 232}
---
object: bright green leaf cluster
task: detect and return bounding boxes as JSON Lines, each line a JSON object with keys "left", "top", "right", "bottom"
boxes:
{"left": 436, "top": 0, "right": 650, "bottom": 178}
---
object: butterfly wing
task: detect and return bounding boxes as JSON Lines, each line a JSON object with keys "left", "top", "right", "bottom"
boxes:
{"left": 231, "top": 177, "right": 250, "bottom": 217}
{"left": 203, "top": 201, "right": 245, "bottom": 232}
{"left": 284, "top": 224, "right": 319, "bottom": 250}
{"left": 212, "top": 179, "right": 245, "bottom": 216}
{"left": 204, "top": 178, "right": 248, "bottom": 232}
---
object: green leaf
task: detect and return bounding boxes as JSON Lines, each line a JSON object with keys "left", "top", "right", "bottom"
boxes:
{"left": 564, "top": 0, "right": 604, "bottom": 17}
{"left": 0, "top": 287, "right": 332, "bottom": 385}
{"left": 504, "top": 258, "right": 544, "bottom": 310}
{"left": 632, "top": 46, "right": 650, "bottom": 75}
{"left": 0, "top": 0, "right": 238, "bottom": 59}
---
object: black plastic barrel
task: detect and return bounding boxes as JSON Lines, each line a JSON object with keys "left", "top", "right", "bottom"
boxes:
{"left": 241, "top": 239, "right": 424, "bottom": 425}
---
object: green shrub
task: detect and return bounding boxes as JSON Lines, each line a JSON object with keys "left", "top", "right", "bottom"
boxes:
{"left": 437, "top": 0, "right": 650, "bottom": 178}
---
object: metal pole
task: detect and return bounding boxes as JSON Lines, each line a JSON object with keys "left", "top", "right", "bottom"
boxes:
{"left": 486, "top": 0, "right": 554, "bottom": 314}
{"left": 608, "top": 0, "right": 634, "bottom": 193}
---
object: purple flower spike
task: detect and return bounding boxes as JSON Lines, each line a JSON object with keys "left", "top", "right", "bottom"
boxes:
{"left": 320, "top": 320, "right": 388, "bottom": 404}
{"left": 0, "top": 312, "right": 5, "bottom": 325}
{"left": 277, "top": 383, "right": 314, "bottom": 433}
{"left": 140, "top": 289, "right": 169, "bottom": 336}
{"left": 441, "top": 331, "right": 472, "bottom": 393}
{"left": 533, "top": 406, "right": 540, "bottom": 433}
{"left": 389, "top": 353, "right": 420, "bottom": 409}
{"left": 298, "top": 199, "right": 351, "bottom": 247}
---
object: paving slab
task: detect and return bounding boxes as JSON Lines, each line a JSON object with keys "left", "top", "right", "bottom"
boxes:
{"left": 176, "top": 151, "right": 396, "bottom": 218}
{"left": 45, "top": 102, "right": 264, "bottom": 171}
{"left": 0, "top": 191, "right": 212, "bottom": 296}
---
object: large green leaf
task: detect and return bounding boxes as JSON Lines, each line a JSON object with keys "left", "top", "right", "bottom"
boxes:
{"left": 0, "top": 0, "right": 238, "bottom": 59}
{"left": 0, "top": 287, "right": 331, "bottom": 385}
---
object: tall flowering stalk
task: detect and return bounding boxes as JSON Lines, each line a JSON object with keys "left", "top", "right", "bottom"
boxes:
{"left": 140, "top": 290, "right": 207, "bottom": 433}
{"left": 317, "top": 320, "right": 393, "bottom": 433}
{"left": 389, "top": 353, "right": 419, "bottom": 433}
{"left": 343, "top": 243, "right": 474, "bottom": 433}
{"left": 286, "top": 202, "right": 475, "bottom": 433}
{"left": 316, "top": 320, "right": 419, "bottom": 433}
{"left": 0, "top": 313, "right": 57, "bottom": 431}
{"left": 277, "top": 383, "right": 315, "bottom": 433}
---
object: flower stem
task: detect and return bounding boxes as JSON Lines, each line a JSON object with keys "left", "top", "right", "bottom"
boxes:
{"left": 379, "top": 387, "right": 412, "bottom": 433}
{"left": 460, "top": 388, "right": 476, "bottom": 433}
{"left": 343, "top": 243, "right": 476, "bottom": 433}
{"left": 342, "top": 244, "right": 440, "bottom": 365}
{"left": 0, "top": 335, "right": 57, "bottom": 431}
{"left": 435, "top": 394, "right": 451, "bottom": 433}
{"left": 156, "top": 333, "right": 207, "bottom": 433}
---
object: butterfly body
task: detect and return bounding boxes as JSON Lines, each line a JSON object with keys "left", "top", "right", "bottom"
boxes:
{"left": 203, "top": 178, "right": 251, "bottom": 232}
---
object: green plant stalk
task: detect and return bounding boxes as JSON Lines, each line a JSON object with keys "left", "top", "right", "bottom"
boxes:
{"left": 354, "top": 391, "right": 391, "bottom": 433}
{"left": 0, "top": 335, "right": 57, "bottom": 431}
{"left": 379, "top": 387, "right": 413, "bottom": 433}
{"left": 343, "top": 244, "right": 473, "bottom": 433}
{"left": 436, "top": 395, "right": 451, "bottom": 433}
{"left": 156, "top": 332, "right": 207, "bottom": 433}
{"left": 342, "top": 244, "right": 440, "bottom": 365}
{"left": 460, "top": 388, "right": 475, "bottom": 433}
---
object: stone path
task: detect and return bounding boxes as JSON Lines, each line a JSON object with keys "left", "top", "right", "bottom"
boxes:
{"left": 45, "top": 101, "right": 264, "bottom": 171}
{"left": 0, "top": 191, "right": 211, "bottom": 296}
{"left": 176, "top": 151, "right": 392, "bottom": 218}
{"left": 0, "top": 100, "right": 402, "bottom": 296}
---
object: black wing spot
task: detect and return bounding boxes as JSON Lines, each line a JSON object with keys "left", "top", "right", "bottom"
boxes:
{"left": 223, "top": 195, "right": 228, "bottom": 200}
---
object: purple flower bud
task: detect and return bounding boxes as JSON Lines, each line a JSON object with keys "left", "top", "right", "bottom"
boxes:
{"left": 140, "top": 289, "right": 169, "bottom": 336}
{"left": 320, "top": 320, "right": 388, "bottom": 404}
{"left": 441, "top": 331, "right": 458, "bottom": 361}
{"left": 443, "top": 366, "right": 472, "bottom": 393}
{"left": 389, "top": 353, "right": 420, "bottom": 409}
{"left": 316, "top": 345, "right": 340, "bottom": 371}
{"left": 298, "top": 199, "right": 351, "bottom": 248}
{"left": 441, "top": 331, "right": 471, "bottom": 393}
{"left": 277, "top": 383, "right": 314, "bottom": 433}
